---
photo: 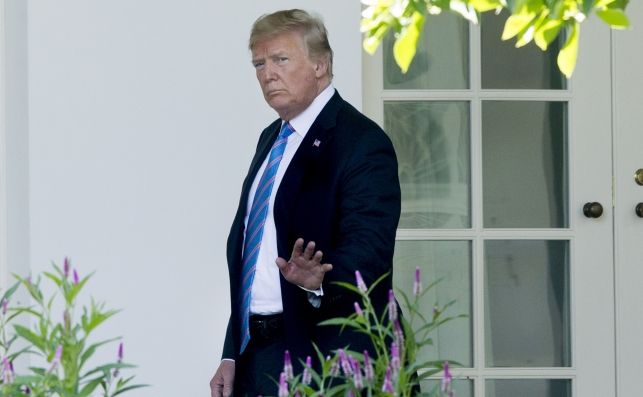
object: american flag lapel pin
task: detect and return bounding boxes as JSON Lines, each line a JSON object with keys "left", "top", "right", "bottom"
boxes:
{"left": 313, "top": 139, "right": 321, "bottom": 147}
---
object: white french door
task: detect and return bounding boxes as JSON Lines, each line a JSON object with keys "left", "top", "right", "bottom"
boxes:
{"left": 363, "top": 11, "right": 616, "bottom": 397}
{"left": 613, "top": 2, "right": 643, "bottom": 396}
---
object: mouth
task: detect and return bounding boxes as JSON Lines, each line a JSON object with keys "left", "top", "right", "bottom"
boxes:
{"left": 266, "top": 89, "right": 285, "bottom": 97}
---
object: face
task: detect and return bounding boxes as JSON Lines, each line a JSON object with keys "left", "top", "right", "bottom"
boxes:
{"left": 251, "top": 31, "right": 327, "bottom": 121}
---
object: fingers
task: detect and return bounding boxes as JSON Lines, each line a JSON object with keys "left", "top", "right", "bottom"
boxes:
{"left": 222, "top": 383, "right": 233, "bottom": 397}
{"left": 291, "top": 238, "right": 323, "bottom": 262}
{"left": 211, "top": 361, "right": 235, "bottom": 397}
{"left": 303, "top": 240, "right": 316, "bottom": 260}
{"left": 291, "top": 238, "right": 305, "bottom": 258}
{"left": 210, "top": 377, "right": 222, "bottom": 397}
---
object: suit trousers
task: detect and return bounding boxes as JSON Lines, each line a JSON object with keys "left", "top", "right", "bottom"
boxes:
{"left": 234, "top": 314, "right": 286, "bottom": 397}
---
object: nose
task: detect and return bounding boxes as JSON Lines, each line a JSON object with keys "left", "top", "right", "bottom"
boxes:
{"left": 259, "top": 61, "right": 278, "bottom": 83}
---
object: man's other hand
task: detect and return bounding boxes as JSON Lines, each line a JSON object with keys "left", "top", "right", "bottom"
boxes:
{"left": 210, "top": 360, "right": 235, "bottom": 397}
{"left": 276, "top": 238, "right": 333, "bottom": 290}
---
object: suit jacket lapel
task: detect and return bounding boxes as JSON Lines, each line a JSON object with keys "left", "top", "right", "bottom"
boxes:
{"left": 273, "top": 91, "right": 343, "bottom": 252}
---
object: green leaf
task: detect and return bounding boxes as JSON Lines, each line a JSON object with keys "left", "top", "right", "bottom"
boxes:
{"left": 43, "top": 271, "right": 62, "bottom": 287}
{"left": 534, "top": 19, "right": 563, "bottom": 50}
{"left": 469, "top": 0, "right": 503, "bottom": 12}
{"left": 113, "top": 384, "right": 149, "bottom": 396}
{"left": 78, "top": 377, "right": 104, "bottom": 397}
{"left": 502, "top": 13, "right": 536, "bottom": 40}
{"left": 362, "top": 24, "right": 390, "bottom": 55}
{"left": 596, "top": 8, "right": 630, "bottom": 29}
{"left": 79, "top": 337, "right": 121, "bottom": 371}
{"left": 0, "top": 281, "right": 21, "bottom": 303}
{"left": 393, "top": 11, "right": 425, "bottom": 73}
{"left": 13, "top": 324, "right": 47, "bottom": 352}
{"left": 557, "top": 22, "right": 580, "bottom": 78}
{"left": 317, "top": 318, "right": 360, "bottom": 328}
{"left": 83, "top": 362, "right": 136, "bottom": 378}
{"left": 594, "top": 0, "right": 616, "bottom": 8}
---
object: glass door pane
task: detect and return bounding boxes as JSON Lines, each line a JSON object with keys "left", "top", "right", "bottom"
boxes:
{"left": 484, "top": 240, "right": 570, "bottom": 367}
{"left": 481, "top": 11, "right": 566, "bottom": 89}
{"left": 394, "top": 240, "right": 473, "bottom": 366}
{"left": 384, "top": 13, "right": 469, "bottom": 89}
{"left": 385, "top": 101, "right": 471, "bottom": 228}
{"left": 482, "top": 101, "right": 568, "bottom": 228}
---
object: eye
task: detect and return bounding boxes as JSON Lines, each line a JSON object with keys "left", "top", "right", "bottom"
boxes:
{"left": 252, "top": 61, "right": 265, "bottom": 70}
{"left": 277, "top": 56, "right": 289, "bottom": 63}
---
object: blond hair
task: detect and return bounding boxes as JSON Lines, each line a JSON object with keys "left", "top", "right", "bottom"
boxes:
{"left": 249, "top": 9, "right": 333, "bottom": 78}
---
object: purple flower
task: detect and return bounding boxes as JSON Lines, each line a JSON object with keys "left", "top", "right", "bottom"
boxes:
{"left": 441, "top": 361, "right": 453, "bottom": 392}
{"left": 1, "top": 299, "right": 8, "bottom": 316}
{"left": 394, "top": 320, "right": 405, "bottom": 347}
{"left": 63, "top": 257, "right": 70, "bottom": 278}
{"left": 381, "top": 366, "right": 394, "bottom": 393}
{"left": 48, "top": 345, "right": 63, "bottom": 373}
{"left": 388, "top": 289, "right": 397, "bottom": 322}
{"left": 278, "top": 372, "right": 288, "bottom": 397}
{"left": 351, "top": 357, "right": 363, "bottom": 389}
{"left": 354, "top": 302, "right": 363, "bottom": 317}
{"left": 355, "top": 270, "right": 367, "bottom": 293}
{"left": 413, "top": 266, "right": 422, "bottom": 297}
{"left": 302, "top": 356, "right": 312, "bottom": 385}
{"left": 390, "top": 342, "right": 400, "bottom": 373}
{"left": 283, "top": 350, "right": 293, "bottom": 380}
{"left": 339, "top": 349, "right": 353, "bottom": 376}
{"left": 329, "top": 355, "right": 340, "bottom": 377}
{"left": 363, "top": 350, "right": 374, "bottom": 381}
{"left": 118, "top": 342, "right": 124, "bottom": 362}
{"left": 2, "top": 357, "right": 14, "bottom": 384}
{"left": 73, "top": 269, "right": 80, "bottom": 285}
{"left": 113, "top": 342, "right": 124, "bottom": 378}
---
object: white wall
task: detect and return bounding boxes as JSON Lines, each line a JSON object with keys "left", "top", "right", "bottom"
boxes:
{"left": 21, "top": 1, "right": 362, "bottom": 396}
{"left": 4, "top": 0, "right": 30, "bottom": 307}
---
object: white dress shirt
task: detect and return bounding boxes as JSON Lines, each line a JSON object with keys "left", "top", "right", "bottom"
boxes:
{"left": 243, "top": 84, "right": 335, "bottom": 315}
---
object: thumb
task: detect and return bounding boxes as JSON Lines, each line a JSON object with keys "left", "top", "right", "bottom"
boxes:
{"left": 275, "top": 257, "right": 288, "bottom": 270}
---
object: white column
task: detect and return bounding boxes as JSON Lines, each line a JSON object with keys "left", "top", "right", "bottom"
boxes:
{"left": 0, "top": 0, "right": 8, "bottom": 289}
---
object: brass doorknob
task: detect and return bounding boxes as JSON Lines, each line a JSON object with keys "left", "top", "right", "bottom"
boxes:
{"left": 636, "top": 169, "right": 643, "bottom": 186}
{"left": 636, "top": 203, "right": 643, "bottom": 218}
{"left": 583, "top": 202, "right": 604, "bottom": 218}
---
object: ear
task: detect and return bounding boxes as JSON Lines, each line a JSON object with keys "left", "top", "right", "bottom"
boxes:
{"left": 314, "top": 58, "right": 328, "bottom": 78}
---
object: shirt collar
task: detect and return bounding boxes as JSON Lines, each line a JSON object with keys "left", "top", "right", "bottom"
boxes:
{"left": 283, "top": 84, "right": 335, "bottom": 138}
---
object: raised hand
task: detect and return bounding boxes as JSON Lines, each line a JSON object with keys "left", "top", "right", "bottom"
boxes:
{"left": 275, "top": 238, "right": 333, "bottom": 290}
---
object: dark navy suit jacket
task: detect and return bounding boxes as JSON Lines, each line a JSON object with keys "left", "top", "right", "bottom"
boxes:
{"left": 222, "top": 91, "right": 401, "bottom": 365}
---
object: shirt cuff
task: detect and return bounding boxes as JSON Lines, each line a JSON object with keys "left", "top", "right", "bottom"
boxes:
{"left": 298, "top": 285, "right": 323, "bottom": 308}
{"left": 299, "top": 284, "right": 324, "bottom": 296}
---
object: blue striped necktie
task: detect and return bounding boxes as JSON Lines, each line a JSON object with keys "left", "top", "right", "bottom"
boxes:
{"left": 239, "top": 122, "right": 294, "bottom": 353}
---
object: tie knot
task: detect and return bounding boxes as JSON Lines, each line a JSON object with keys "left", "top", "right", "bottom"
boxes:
{"left": 280, "top": 122, "right": 295, "bottom": 139}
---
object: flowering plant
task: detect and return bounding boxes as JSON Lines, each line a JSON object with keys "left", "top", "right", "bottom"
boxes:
{"left": 277, "top": 267, "right": 461, "bottom": 397}
{"left": 0, "top": 258, "right": 146, "bottom": 397}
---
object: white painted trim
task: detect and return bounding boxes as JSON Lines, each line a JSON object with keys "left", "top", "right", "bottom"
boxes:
{"left": 0, "top": 0, "right": 8, "bottom": 290}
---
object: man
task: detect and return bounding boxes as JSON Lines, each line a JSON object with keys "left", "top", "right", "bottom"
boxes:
{"left": 210, "top": 9, "right": 401, "bottom": 397}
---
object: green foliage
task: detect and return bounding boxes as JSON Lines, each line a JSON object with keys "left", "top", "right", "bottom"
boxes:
{"left": 361, "top": 0, "right": 631, "bottom": 77}
{"left": 277, "top": 270, "right": 462, "bottom": 396}
{"left": 0, "top": 259, "right": 147, "bottom": 397}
